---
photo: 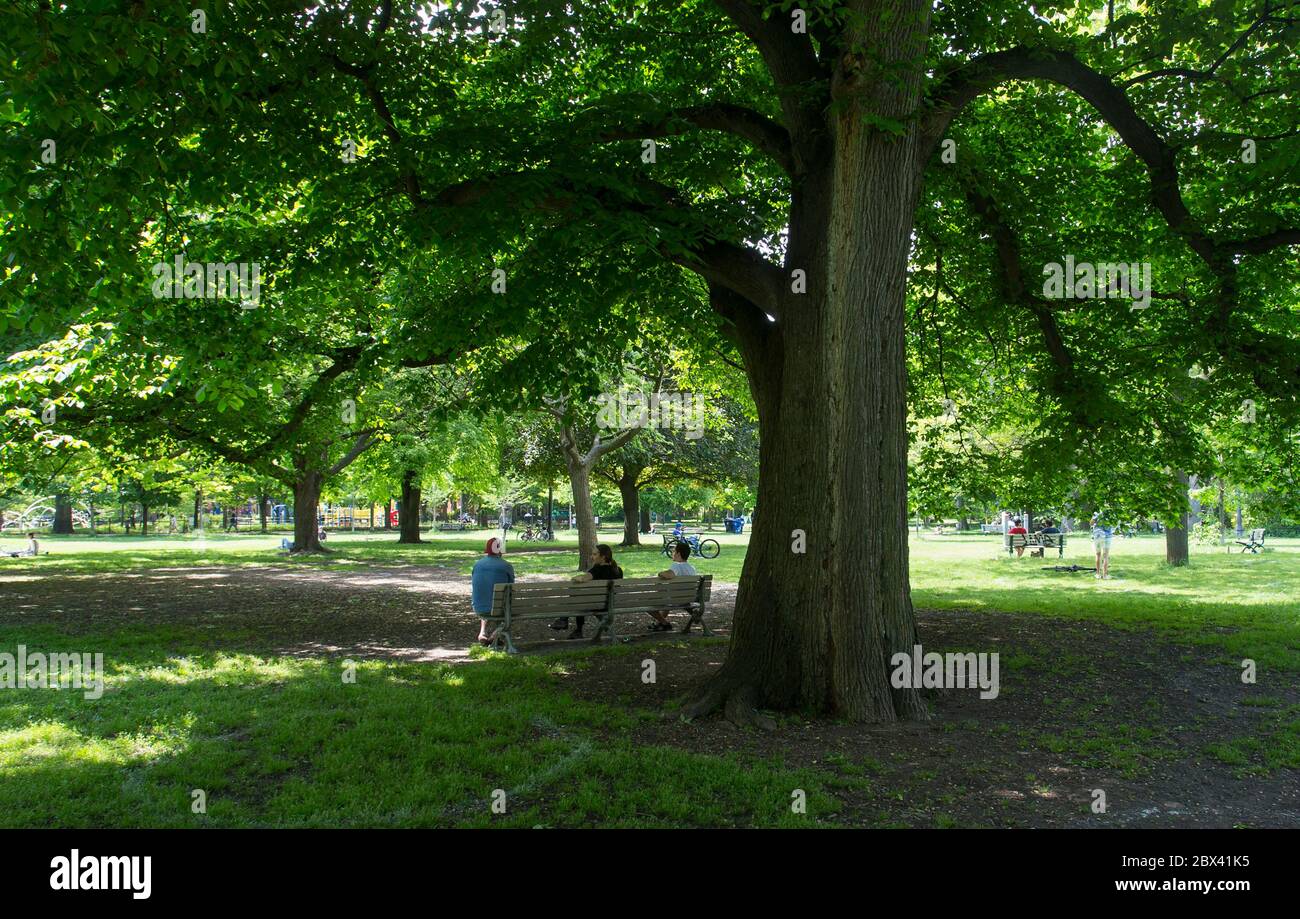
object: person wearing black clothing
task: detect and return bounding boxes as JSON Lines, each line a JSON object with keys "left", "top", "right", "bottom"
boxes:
{"left": 553, "top": 544, "right": 623, "bottom": 640}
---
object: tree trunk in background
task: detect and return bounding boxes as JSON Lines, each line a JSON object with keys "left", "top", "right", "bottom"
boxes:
{"left": 52, "top": 493, "right": 74, "bottom": 534}
{"left": 292, "top": 471, "right": 324, "bottom": 552}
{"left": 617, "top": 466, "right": 644, "bottom": 546}
{"left": 398, "top": 470, "right": 423, "bottom": 543}
{"left": 1166, "top": 470, "right": 1191, "bottom": 566}
{"left": 259, "top": 494, "right": 269, "bottom": 533}
{"left": 639, "top": 506, "right": 651, "bottom": 533}
{"left": 1236, "top": 505, "right": 1243, "bottom": 537}
{"left": 567, "top": 461, "right": 598, "bottom": 568}
{"left": 141, "top": 502, "right": 149, "bottom": 536}
{"left": 193, "top": 490, "right": 202, "bottom": 529}
{"left": 88, "top": 500, "right": 96, "bottom": 536}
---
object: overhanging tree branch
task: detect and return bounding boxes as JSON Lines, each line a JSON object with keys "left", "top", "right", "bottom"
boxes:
{"left": 596, "top": 103, "right": 795, "bottom": 176}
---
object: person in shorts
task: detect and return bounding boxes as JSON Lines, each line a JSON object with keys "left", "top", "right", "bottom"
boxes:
{"left": 1090, "top": 512, "right": 1114, "bottom": 579}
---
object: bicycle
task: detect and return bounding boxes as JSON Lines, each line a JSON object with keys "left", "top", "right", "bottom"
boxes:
{"left": 662, "top": 533, "right": 720, "bottom": 559}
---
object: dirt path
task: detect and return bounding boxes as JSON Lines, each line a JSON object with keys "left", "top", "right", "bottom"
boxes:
{"left": 3, "top": 564, "right": 1295, "bottom": 827}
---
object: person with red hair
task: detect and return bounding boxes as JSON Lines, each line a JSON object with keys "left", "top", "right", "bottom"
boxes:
{"left": 471, "top": 537, "right": 515, "bottom": 646}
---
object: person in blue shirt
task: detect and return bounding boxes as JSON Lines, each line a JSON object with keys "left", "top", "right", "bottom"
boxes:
{"left": 1090, "top": 511, "right": 1114, "bottom": 580}
{"left": 472, "top": 537, "right": 515, "bottom": 645}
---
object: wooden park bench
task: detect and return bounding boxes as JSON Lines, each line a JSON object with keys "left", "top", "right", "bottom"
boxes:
{"left": 1235, "top": 528, "right": 1266, "bottom": 554}
{"left": 485, "top": 575, "right": 713, "bottom": 654}
{"left": 437, "top": 522, "right": 470, "bottom": 531}
{"left": 1007, "top": 532, "right": 1067, "bottom": 559}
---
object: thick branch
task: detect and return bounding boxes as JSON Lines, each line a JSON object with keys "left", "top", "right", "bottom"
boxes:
{"left": 598, "top": 103, "right": 794, "bottom": 175}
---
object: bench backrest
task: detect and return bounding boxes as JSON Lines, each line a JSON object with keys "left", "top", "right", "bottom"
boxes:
{"left": 612, "top": 576, "right": 711, "bottom": 612}
{"left": 490, "top": 575, "right": 712, "bottom": 617}
{"left": 1252, "top": 528, "right": 1265, "bottom": 542}
{"left": 491, "top": 579, "right": 612, "bottom": 617}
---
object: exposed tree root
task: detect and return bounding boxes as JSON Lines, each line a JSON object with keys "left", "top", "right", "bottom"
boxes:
{"left": 723, "top": 684, "right": 778, "bottom": 731}
{"left": 684, "top": 675, "right": 929, "bottom": 729}
{"left": 681, "top": 677, "right": 776, "bottom": 731}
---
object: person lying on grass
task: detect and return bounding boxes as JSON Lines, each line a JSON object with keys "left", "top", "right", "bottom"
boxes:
{"left": 472, "top": 538, "right": 515, "bottom": 646}
{"left": 550, "top": 544, "right": 623, "bottom": 640}
{"left": 646, "top": 540, "right": 697, "bottom": 632}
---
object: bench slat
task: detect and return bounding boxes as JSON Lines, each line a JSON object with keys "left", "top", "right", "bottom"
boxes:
{"left": 504, "top": 597, "right": 611, "bottom": 610}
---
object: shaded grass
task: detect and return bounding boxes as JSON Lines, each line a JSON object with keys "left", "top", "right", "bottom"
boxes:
{"left": 0, "top": 622, "right": 831, "bottom": 828}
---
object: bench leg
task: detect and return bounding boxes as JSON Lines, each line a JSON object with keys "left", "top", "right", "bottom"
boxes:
{"left": 682, "top": 604, "right": 710, "bottom": 636}
{"left": 590, "top": 614, "right": 613, "bottom": 643}
{"left": 489, "top": 625, "right": 518, "bottom": 654}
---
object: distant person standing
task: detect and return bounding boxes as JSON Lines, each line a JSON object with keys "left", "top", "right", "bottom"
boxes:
{"left": 1090, "top": 511, "right": 1114, "bottom": 580}
{"left": 26, "top": 532, "right": 39, "bottom": 556}
{"left": 472, "top": 538, "right": 515, "bottom": 646}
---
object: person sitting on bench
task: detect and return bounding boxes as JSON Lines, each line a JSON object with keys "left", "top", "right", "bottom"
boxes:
{"left": 1008, "top": 518, "right": 1028, "bottom": 557}
{"left": 472, "top": 538, "right": 515, "bottom": 646}
{"left": 551, "top": 544, "right": 623, "bottom": 640}
{"left": 647, "top": 541, "right": 696, "bottom": 631}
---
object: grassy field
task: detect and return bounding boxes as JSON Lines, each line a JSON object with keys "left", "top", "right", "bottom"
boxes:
{"left": 7, "top": 527, "right": 1297, "bottom": 667}
{"left": 2, "top": 528, "right": 1297, "bottom": 827}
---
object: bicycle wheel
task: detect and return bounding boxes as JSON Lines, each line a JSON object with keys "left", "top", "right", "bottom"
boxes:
{"left": 698, "top": 539, "right": 720, "bottom": 559}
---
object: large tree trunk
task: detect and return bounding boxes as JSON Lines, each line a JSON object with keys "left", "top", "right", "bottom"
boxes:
{"left": 398, "top": 470, "right": 423, "bottom": 544}
{"left": 259, "top": 494, "right": 269, "bottom": 534}
{"left": 639, "top": 505, "right": 651, "bottom": 534}
{"left": 384, "top": 499, "right": 393, "bottom": 530}
{"left": 686, "top": 17, "right": 928, "bottom": 725}
{"left": 567, "top": 460, "right": 598, "bottom": 569}
{"left": 52, "top": 493, "right": 74, "bottom": 534}
{"left": 1166, "top": 470, "right": 1191, "bottom": 566}
{"left": 617, "top": 466, "right": 643, "bottom": 546}
{"left": 292, "top": 471, "right": 324, "bottom": 553}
